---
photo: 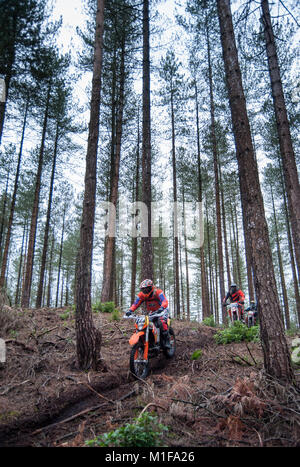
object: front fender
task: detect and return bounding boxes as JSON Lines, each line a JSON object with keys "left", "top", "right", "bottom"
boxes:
{"left": 129, "top": 331, "right": 145, "bottom": 346}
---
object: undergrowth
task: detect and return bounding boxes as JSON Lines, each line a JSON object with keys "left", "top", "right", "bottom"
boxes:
{"left": 214, "top": 321, "right": 260, "bottom": 344}
{"left": 85, "top": 412, "right": 168, "bottom": 447}
{"left": 92, "top": 301, "right": 117, "bottom": 314}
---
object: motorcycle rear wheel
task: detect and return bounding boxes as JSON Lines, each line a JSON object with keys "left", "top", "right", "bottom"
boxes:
{"left": 163, "top": 327, "right": 176, "bottom": 358}
{"left": 130, "top": 341, "right": 149, "bottom": 379}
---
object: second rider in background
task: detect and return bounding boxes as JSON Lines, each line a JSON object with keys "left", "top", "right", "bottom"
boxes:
{"left": 222, "top": 283, "right": 245, "bottom": 320}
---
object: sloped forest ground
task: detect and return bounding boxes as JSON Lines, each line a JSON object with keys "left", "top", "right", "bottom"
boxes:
{"left": 0, "top": 306, "right": 299, "bottom": 448}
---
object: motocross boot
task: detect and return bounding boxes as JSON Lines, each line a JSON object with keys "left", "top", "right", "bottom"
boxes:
{"left": 162, "top": 330, "right": 171, "bottom": 349}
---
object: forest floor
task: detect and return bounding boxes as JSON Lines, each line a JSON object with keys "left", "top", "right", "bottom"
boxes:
{"left": 0, "top": 305, "right": 300, "bottom": 448}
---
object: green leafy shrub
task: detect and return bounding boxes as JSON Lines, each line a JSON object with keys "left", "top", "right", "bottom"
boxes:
{"left": 85, "top": 412, "right": 168, "bottom": 447}
{"left": 214, "top": 321, "right": 259, "bottom": 345}
{"left": 110, "top": 309, "right": 121, "bottom": 321}
{"left": 102, "top": 301, "right": 116, "bottom": 313}
{"left": 59, "top": 309, "right": 74, "bottom": 320}
{"left": 92, "top": 301, "right": 103, "bottom": 313}
{"left": 202, "top": 316, "right": 216, "bottom": 327}
{"left": 92, "top": 301, "right": 116, "bottom": 314}
{"left": 191, "top": 349, "right": 202, "bottom": 360}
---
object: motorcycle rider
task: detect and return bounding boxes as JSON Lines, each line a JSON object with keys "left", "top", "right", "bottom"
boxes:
{"left": 126, "top": 279, "right": 171, "bottom": 349}
{"left": 222, "top": 283, "right": 245, "bottom": 320}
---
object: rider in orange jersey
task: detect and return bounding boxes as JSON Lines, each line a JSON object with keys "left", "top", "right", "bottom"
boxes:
{"left": 223, "top": 283, "right": 245, "bottom": 319}
{"left": 126, "top": 279, "right": 171, "bottom": 349}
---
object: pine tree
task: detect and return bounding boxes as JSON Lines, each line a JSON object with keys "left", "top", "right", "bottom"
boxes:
{"left": 141, "top": 0, "right": 153, "bottom": 280}
{"left": 217, "top": 0, "right": 294, "bottom": 383}
{"left": 75, "top": 0, "right": 105, "bottom": 370}
{"left": 0, "top": 0, "right": 55, "bottom": 144}
{"left": 158, "top": 49, "right": 185, "bottom": 318}
{"left": 261, "top": 0, "right": 300, "bottom": 285}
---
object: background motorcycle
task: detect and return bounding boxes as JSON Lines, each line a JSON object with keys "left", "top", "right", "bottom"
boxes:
{"left": 226, "top": 302, "right": 243, "bottom": 324}
{"left": 245, "top": 309, "right": 256, "bottom": 327}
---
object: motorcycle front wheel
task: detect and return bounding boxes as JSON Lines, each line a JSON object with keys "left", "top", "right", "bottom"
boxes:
{"left": 130, "top": 341, "right": 149, "bottom": 379}
{"left": 163, "top": 327, "right": 176, "bottom": 358}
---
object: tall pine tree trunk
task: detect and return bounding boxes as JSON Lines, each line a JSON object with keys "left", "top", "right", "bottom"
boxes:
{"left": 281, "top": 171, "right": 300, "bottom": 327}
{"left": 270, "top": 185, "right": 290, "bottom": 329}
{"left": 56, "top": 206, "right": 65, "bottom": 307}
{"left": 195, "top": 82, "right": 209, "bottom": 318}
{"left": 36, "top": 122, "right": 59, "bottom": 308}
{"left": 0, "top": 74, "right": 12, "bottom": 145}
{"left": 101, "top": 34, "right": 126, "bottom": 303}
{"left": 206, "top": 16, "right": 225, "bottom": 322}
{"left": 219, "top": 168, "right": 232, "bottom": 288}
{"left": 75, "top": 0, "right": 105, "bottom": 370}
{"left": 171, "top": 86, "right": 180, "bottom": 318}
{"left": 131, "top": 110, "right": 140, "bottom": 303}
{"left": 141, "top": 0, "right": 153, "bottom": 280}
{"left": 47, "top": 230, "right": 55, "bottom": 307}
{"left": 183, "top": 188, "right": 190, "bottom": 321}
{"left": 15, "top": 219, "right": 27, "bottom": 305}
{"left": 217, "top": 0, "right": 294, "bottom": 383}
{"left": 21, "top": 86, "right": 50, "bottom": 308}
{"left": 0, "top": 100, "right": 28, "bottom": 289}
{"left": 0, "top": 169, "right": 10, "bottom": 260}
{"left": 261, "top": 0, "right": 300, "bottom": 283}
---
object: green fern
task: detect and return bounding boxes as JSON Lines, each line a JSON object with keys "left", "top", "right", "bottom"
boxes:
{"left": 85, "top": 412, "right": 168, "bottom": 447}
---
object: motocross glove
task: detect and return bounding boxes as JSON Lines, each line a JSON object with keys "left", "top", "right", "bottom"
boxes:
{"left": 126, "top": 310, "right": 133, "bottom": 317}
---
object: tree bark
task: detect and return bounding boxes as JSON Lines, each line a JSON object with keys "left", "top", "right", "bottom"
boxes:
{"left": 56, "top": 206, "right": 65, "bottom": 307}
{"left": 15, "top": 219, "right": 27, "bottom": 306}
{"left": 0, "top": 100, "right": 28, "bottom": 289}
{"left": 101, "top": 33, "right": 126, "bottom": 303}
{"left": 270, "top": 185, "right": 290, "bottom": 329}
{"left": 261, "top": 0, "right": 300, "bottom": 283}
{"left": 206, "top": 16, "right": 225, "bottom": 322}
{"left": 219, "top": 168, "right": 232, "bottom": 288}
{"left": 21, "top": 86, "right": 50, "bottom": 308}
{"left": 36, "top": 122, "right": 59, "bottom": 307}
{"left": 217, "top": 0, "right": 294, "bottom": 383}
{"left": 170, "top": 82, "right": 180, "bottom": 319}
{"left": 205, "top": 200, "right": 214, "bottom": 319}
{"left": 75, "top": 0, "right": 105, "bottom": 370}
{"left": 183, "top": 188, "right": 190, "bottom": 321}
{"left": 280, "top": 167, "right": 300, "bottom": 327}
{"left": 0, "top": 71, "right": 12, "bottom": 146}
{"left": 195, "top": 81, "right": 209, "bottom": 318}
{"left": 141, "top": 0, "right": 153, "bottom": 280}
{"left": 0, "top": 169, "right": 10, "bottom": 260}
{"left": 47, "top": 230, "right": 55, "bottom": 307}
{"left": 131, "top": 109, "right": 140, "bottom": 303}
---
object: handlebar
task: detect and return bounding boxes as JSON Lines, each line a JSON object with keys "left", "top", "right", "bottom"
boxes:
{"left": 149, "top": 311, "right": 165, "bottom": 320}
{"left": 122, "top": 310, "right": 166, "bottom": 320}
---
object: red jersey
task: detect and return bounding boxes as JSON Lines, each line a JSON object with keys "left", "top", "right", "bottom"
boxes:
{"left": 224, "top": 289, "right": 245, "bottom": 303}
{"left": 130, "top": 287, "right": 168, "bottom": 313}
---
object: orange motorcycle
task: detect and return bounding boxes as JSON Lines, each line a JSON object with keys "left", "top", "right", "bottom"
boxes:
{"left": 125, "top": 311, "right": 176, "bottom": 379}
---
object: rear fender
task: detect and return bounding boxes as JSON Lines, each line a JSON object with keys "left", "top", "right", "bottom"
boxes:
{"left": 129, "top": 331, "right": 145, "bottom": 346}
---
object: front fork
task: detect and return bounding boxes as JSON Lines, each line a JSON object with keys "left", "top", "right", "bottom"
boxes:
{"left": 143, "top": 325, "right": 149, "bottom": 361}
